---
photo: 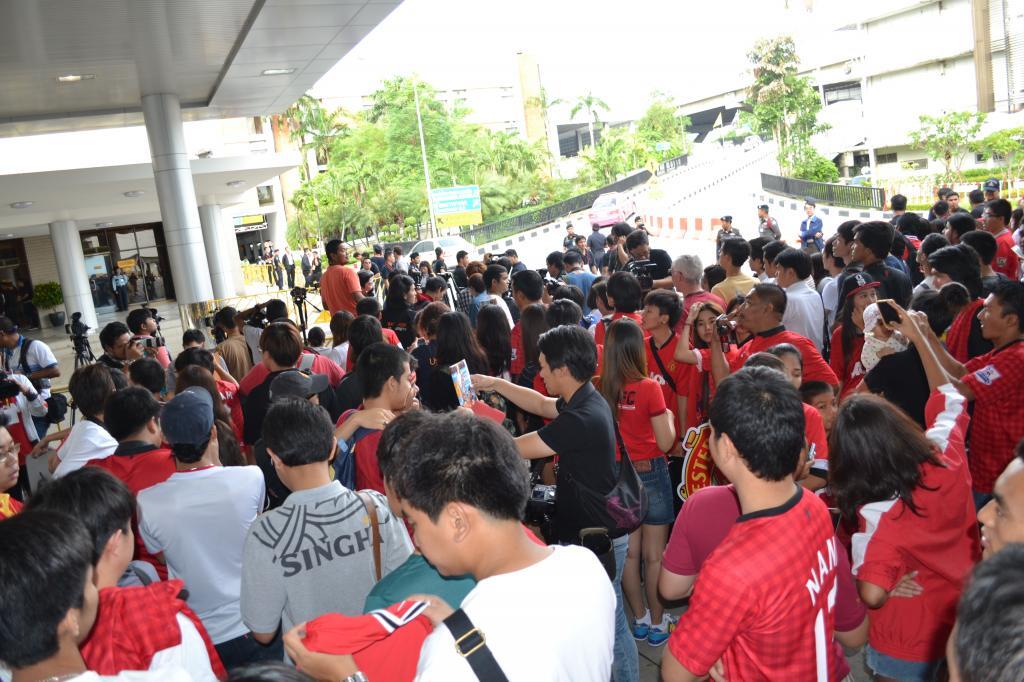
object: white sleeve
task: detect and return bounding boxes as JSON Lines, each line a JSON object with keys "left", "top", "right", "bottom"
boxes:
{"left": 147, "top": 614, "right": 218, "bottom": 682}
{"left": 135, "top": 493, "right": 163, "bottom": 554}
{"left": 33, "top": 342, "right": 59, "bottom": 369}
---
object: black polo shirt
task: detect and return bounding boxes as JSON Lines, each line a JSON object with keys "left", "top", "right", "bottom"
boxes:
{"left": 537, "top": 381, "right": 622, "bottom": 543}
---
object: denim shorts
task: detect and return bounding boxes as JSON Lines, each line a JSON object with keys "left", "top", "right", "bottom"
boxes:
{"left": 865, "top": 644, "right": 942, "bottom": 681}
{"left": 637, "top": 457, "right": 675, "bottom": 526}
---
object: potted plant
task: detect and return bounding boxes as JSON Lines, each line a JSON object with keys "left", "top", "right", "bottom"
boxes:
{"left": 32, "top": 282, "right": 65, "bottom": 327}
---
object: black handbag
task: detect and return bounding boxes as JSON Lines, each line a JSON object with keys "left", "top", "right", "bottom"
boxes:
{"left": 568, "top": 422, "right": 648, "bottom": 534}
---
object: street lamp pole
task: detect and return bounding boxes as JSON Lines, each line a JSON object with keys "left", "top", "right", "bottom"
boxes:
{"left": 413, "top": 79, "right": 438, "bottom": 239}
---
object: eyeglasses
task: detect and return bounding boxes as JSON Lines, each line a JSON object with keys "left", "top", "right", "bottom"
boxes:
{"left": 0, "top": 442, "right": 20, "bottom": 465}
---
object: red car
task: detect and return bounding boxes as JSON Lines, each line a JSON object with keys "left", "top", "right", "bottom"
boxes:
{"left": 588, "top": 192, "right": 636, "bottom": 227}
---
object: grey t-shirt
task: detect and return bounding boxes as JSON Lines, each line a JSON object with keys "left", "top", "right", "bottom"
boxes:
{"left": 240, "top": 481, "right": 413, "bottom": 636}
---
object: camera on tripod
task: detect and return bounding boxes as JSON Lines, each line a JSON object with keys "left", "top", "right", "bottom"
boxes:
{"left": 624, "top": 259, "right": 656, "bottom": 291}
{"left": 290, "top": 286, "right": 308, "bottom": 303}
{"left": 65, "top": 312, "right": 95, "bottom": 367}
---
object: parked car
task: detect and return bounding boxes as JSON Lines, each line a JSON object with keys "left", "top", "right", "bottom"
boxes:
{"left": 588, "top": 192, "right": 636, "bottom": 228}
{"left": 409, "top": 235, "right": 478, "bottom": 267}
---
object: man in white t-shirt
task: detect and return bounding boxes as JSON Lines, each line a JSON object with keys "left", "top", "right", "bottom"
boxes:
{"left": 283, "top": 411, "right": 615, "bottom": 682}
{"left": 138, "top": 387, "right": 273, "bottom": 669}
{"left": 0, "top": 315, "right": 60, "bottom": 437}
{"left": 41, "top": 364, "right": 119, "bottom": 478}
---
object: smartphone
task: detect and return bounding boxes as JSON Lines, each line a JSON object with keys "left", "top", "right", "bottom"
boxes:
{"left": 877, "top": 299, "right": 901, "bottom": 326}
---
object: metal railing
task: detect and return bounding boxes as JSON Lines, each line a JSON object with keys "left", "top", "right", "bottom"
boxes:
{"left": 656, "top": 153, "right": 688, "bottom": 175}
{"left": 761, "top": 172, "right": 886, "bottom": 210}
{"left": 460, "top": 169, "right": 657, "bottom": 246}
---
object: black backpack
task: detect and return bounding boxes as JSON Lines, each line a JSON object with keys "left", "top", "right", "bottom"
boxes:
{"left": 10, "top": 339, "right": 67, "bottom": 424}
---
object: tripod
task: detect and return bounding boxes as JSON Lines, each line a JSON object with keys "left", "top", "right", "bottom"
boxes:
{"left": 71, "top": 335, "right": 95, "bottom": 370}
{"left": 291, "top": 288, "right": 322, "bottom": 344}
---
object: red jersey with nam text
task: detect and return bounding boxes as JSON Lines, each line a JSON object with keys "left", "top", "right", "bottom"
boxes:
{"left": 613, "top": 378, "right": 667, "bottom": 462}
{"left": 666, "top": 487, "right": 846, "bottom": 680}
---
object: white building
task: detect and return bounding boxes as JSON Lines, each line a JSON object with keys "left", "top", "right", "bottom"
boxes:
{"left": 676, "top": 0, "right": 1024, "bottom": 181}
{"left": 0, "top": 0, "right": 400, "bottom": 330}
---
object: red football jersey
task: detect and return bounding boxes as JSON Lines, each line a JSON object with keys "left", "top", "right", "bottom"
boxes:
{"left": 667, "top": 487, "right": 846, "bottom": 680}
{"left": 730, "top": 327, "right": 839, "bottom": 386}
{"left": 595, "top": 311, "right": 642, "bottom": 346}
{"left": 962, "top": 339, "right": 1024, "bottom": 493}
{"left": 614, "top": 378, "right": 667, "bottom": 461}
{"left": 510, "top": 322, "right": 525, "bottom": 377}
{"left": 851, "top": 385, "right": 981, "bottom": 661}
{"left": 828, "top": 328, "right": 865, "bottom": 401}
{"left": 644, "top": 333, "right": 688, "bottom": 421}
{"left": 993, "top": 230, "right": 1020, "bottom": 280}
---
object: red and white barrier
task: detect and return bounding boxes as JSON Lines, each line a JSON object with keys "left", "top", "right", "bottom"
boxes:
{"left": 643, "top": 215, "right": 724, "bottom": 241}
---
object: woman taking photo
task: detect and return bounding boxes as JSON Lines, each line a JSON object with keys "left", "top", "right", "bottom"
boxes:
{"left": 476, "top": 304, "right": 512, "bottom": 378}
{"left": 829, "top": 272, "right": 881, "bottom": 400}
{"left": 381, "top": 273, "right": 418, "bottom": 348}
{"left": 599, "top": 318, "right": 676, "bottom": 647}
{"left": 420, "top": 311, "right": 490, "bottom": 412}
{"left": 830, "top": 387, "right": 979, "bottom": 681}
{"left": 673, "top": 300, "right": 733, "bottom": 432}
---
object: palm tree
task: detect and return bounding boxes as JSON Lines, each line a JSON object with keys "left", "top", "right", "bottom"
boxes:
{"left": 570, "top": 91, "right": 610, "bottom": 150}
{"left": 282, "top": 95, "right": 346, "bottom": 169}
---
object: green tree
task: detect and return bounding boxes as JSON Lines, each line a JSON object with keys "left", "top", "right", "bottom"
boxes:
{"left": 910, "top": 111, "right": 987, "bottom": 182}
{"left": 570, "top": 91, "right": 610, "bottom": 150}
{"left": 743, "top": 36, "right": 829, "bottom": 177}
{"left": 972, "top": 126, "right": 1024, "bottom": 186}
{"left": 282, "top": 94, "right": 346, "bottom": 167}
{"left": 636, "top": 94, "right": 692, "bottom": 158}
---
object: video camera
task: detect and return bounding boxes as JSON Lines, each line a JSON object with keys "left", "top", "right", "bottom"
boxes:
{"left": 624, "top": 259, "right": 656, "bottom": 291}
{"left": 64, "top": 312, "right": 90, "bottom": 338}
{"left": 525, "top": 483, "right": 556, "bottom": 542}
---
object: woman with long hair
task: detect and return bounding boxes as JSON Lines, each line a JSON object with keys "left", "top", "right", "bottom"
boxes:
{"left": 410, "top": 301, "right": 449, "bottom": 407}
{"left": 928, "top": 243, "right": 990, "bottom": 362}
{"left": 325, "top": 311, "right": 353, "bottom": 370}
{"left": 829, "top": 273, "right": 880, "bottom": 400}
{"left": 381, "top": 273, "right": 418, "bottom": 348}
{"left": 174, "top": 365, "right": 245, "bottom": 467}
{"left": 476, "top": 304, "right": 512, "bottom": 378}
{"left": 830, "top": 391, "right": 979, "bottom": 680}
{"left": 510, "top": 303, "right": 551, "bottom": 435}
{"left": 420, "top": 312, "right": 489, "bottom": 411}
{"left": 598, "top": 318, "right": 676, "bottom": 646}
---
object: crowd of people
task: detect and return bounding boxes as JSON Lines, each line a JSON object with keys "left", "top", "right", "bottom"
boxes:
{"left": 1, "top": 181, "right": 1024, "bottom": 682}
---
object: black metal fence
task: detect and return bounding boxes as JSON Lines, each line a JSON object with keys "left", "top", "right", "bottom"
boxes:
{"left": 656, "top": 153, "right": 688, "bottom": 175}
{"left": 760, "top": 172, "right": 886, "bottom": 210}
{"left": 459, "top": 170, "right": 650, "bottom": 246}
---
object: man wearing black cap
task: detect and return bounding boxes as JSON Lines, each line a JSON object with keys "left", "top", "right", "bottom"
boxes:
{"left": 984, "top": 178, "right": 1001, "bottom": 202}
{"left": 756, "top": 205, "right": 781, "bottom": 241}
{"left": 253, "top": 368, "right": 331, "bottom": 510}
{"left": 138, "top": 387, "right": 273, "bottom": 668}
{"left": 715, "top": 216, "right": 742, "bottom": 257}
{"left": 799, "top": 199, "right": 824, "bottom": 253}
{"left": 319, "top": 240, "right": 363, "bottom": 316}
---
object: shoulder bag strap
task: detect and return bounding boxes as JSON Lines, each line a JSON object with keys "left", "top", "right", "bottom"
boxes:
{"left": 355, "top": 491, "right": 382, "bottom": 582}
{"left": 647, "top": 335, "right": 677, "bottom": 394}
{"left": 442, "top": 609, "right": 511, "bottom": 682}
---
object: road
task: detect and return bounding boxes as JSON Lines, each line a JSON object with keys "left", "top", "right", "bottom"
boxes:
{"left": 486, "top": 144, "right": 774, "bottom": 273}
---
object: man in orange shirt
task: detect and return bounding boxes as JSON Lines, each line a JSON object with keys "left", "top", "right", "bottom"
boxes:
{"left": 320, "top": 239, "right": 364, "bottom": 316}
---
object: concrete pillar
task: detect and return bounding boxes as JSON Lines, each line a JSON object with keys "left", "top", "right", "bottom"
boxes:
{"left": 48, "top": 220, "right": 98, "bottom": 331}
{"left": 197, "top": 204, "right": 236, "bottom": 300}
{"left": 141, "top": 93, "right": 214, "bottom": 304}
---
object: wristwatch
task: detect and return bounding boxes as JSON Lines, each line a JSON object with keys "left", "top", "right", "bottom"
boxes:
{"left": 341, "top": 672, "right": 367, "bottom": 682}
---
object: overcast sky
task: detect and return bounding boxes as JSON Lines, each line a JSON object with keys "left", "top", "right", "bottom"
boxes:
{"left": 312, "top": 0, "right": 860, "bottom": 121}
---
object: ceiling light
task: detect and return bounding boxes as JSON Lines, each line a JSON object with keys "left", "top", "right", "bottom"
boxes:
{"left": 123, "top": 190, "right": 145, "bottom": 198}
{"left": 56, "top": 74, "right": 95, "bottom": 83}
{"left": 9, "top": 201, "right": 33, "bottom": 209}
{"left": 4, "top": 235, "right": 12, "bottom": 238}
{"left": 95, "top": 222, "right": 113, "bottom": 228}
{"left": 261, "top": 68, "right": 296, "bottom": 76}
{"left": 226, "top": 180, "right": 245, "bottom": 188}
